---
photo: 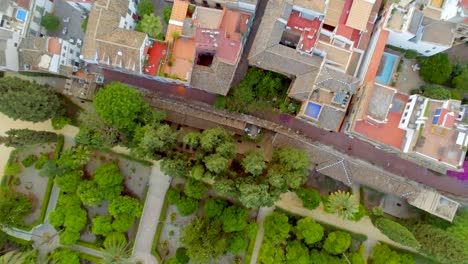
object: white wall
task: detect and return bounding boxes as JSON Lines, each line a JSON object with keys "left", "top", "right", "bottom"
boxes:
{"left": 386, "top": 30, "right": 450, "bottom": 56}
{"left": 440, "top": 0, "right": 459, "bottom": 21}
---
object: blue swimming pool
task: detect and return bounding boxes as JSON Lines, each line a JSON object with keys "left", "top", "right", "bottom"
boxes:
{"left": 375, "top": 52, "right": 399, "bottom": 85}
{"left": 304, "top": 102, "right": 322, "bottom": 119}
{"left": 16, "top": 9, "right": 28, "bottom": 22}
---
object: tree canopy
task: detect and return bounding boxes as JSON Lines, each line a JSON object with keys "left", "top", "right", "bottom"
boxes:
{"left": 295, "top": 217, "right": 324, "bottom": 245}
{"left": 0, "top": 77, "right": 63, "bottom": 122}
{"left": 0, "top": 129, "right": 57, "bottom": 148}
{"left": 296, "top": 188, "right": 321, "bottom": 210}
{"left": 93, "top": 82, "right": 150, "bottom": 133}
{"left": 203, "top": 198, "right": 226, "bottom": 218}
{"left": 221, "top": 205, "right": 248, "bottom": 233}
{"left": 375, "top": 218, "right": 421, "bottom": 249}
{"left": 263, "top": 212, "right": 291, "bottom": 245}
{"left": 0, "top": 187, "right": 32, "bottom": 228}
{"left": 369, "top": 243, "right": 414, "bottom": 264}
{"left": 421, "top": 85, "right": 451, "bottom": 100}
{"left": 242, "top": 150, "right": 266, "bottom": 176}
{"left": 323, "top": 231, "right": 351, "bottom": 255}
{"left": 137, "top": 14, "right": 163, "bottom": 38}
{"left": 325, "top": 190, "right": 359, "bottom": 220}
{"left": 184, "top": 178, "right": 208, "bottom": 200}
{"left": 41, "top": 14, "right": 60, "bottom": 31}
{"left": 137, "top": 0, "right": 154, "bottom": 16}
{"left": 419, "top": 53, "right": 453, "bottom": 84}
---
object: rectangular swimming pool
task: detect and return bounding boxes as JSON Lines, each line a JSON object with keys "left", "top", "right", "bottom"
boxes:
{"left": 375, "top": 52, "right": 399, "bottom": 85}
{"left": 304, "top": 102, "right": 322, "bottom": 119}
{"left": 16, "top": 9, "right": 28, "bottom": 22}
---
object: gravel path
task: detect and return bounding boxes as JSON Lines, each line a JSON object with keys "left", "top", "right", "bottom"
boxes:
{"left": 132, "top": 162, "right": 172, "bottom": 264}
{"left": 249, "top": 207, "right": 274, "bottom": 264}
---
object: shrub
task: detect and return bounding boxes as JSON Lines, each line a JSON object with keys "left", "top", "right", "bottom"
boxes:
{"left": 5, "top": 163, "right": 22, "bottom": 175}
{"left": 296, "top": 188, "right": 321, "bottom": 210}
{"left": 350, "top": 204, "right": 367, "bottom": 221}
{"left": 34, "top": 153, "right": 49, "bottom": 169}
{"left": 214, "top": 96, "right": 227, "bottom": 109}
{"left": 404, "top": 50, "right": 419, "bottom": 59}
{"left": 421, "top": 85, "right": 451, "bottom": 100}
{"left": 51, "top": 116, "right": 71, "bottom": 130}
{"left": 41, "top": 15, "right": 60, "bottom": 31}
{"left": 419, "top": 53, "right": 452, "bottom": 84}
{"left": 21, "top": 154, "right": 37, "bottom": 167}
{"left": 375, "top": 218, "right": 421, "bottom": 249}
{"left": 177, "top": 196, "right": 199, "bottom": 216}
{"left": 176, "top": 248, "right": 190, "bottom": 264}
{"left": 323, "top": 231, "right": 351, "bottom": 255}
{"left": 166, "top": 188, "right": 181, "bottom": 205}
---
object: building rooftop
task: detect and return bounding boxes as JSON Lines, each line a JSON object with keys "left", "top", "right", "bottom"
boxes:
{"left": 324, "top": 0, "right": 346, "bottom": 27}
{"left": 364, "top": 29, "right": 389, "bottom": 82}
{"left": 285, "top": 10, "right": 321, "bottom": 52}
{"left": 193, "top": 6, "right": 223, "bottom": 29}
{"left": 82, "top": 0, "right": 147, "bottom": 74}
{"left": 413, "top": 100, "right": 465, "bottom": 168}
{"left": 346, "top": 0, "right": 374, "bottom": 31}
{"left": 421, "top": 17, "right": 456, "bottom": 46}
{"left": 163, "top": 38, "right": 195, "bottom": 81}
{"left": 366, "top": 83, "right": 396, "bottom": 121}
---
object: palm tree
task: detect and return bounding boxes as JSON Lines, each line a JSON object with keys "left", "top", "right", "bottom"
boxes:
{"left": 325, "top": 190, "right": 359, "bottom": 220}
{"left": 100, "top": 233, "right": 134, "bottom": 264}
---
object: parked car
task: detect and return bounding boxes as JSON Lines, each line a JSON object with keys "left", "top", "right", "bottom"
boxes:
{"left": 69, "top": 38, "right": 75, "bottom": 44}
{"left": 63, "top": 17, "right": 70, "bottom": 23}
{"left": 76, "top": 38, "right": 82, "bottom": 46}
{"left": 62, "top": 27, "right": 67, "bottom": 35}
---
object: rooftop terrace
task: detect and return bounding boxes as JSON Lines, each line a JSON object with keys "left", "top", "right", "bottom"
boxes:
{"left": 284, "top": 10, "right": 321, "bottom": 53}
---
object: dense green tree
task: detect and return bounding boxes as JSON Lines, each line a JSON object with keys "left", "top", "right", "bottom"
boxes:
{"left": 408, "top": 223, "right": 468, "bottom": 264}
{"left": 41, "top": 14, "right": 60, "bottom": 30}
{"left": 203, "top": 198, "right": 226, "bottom": 218}
{"left": 164, "top": 257, "right": 181, "bottom": 264}
{"left": 350, "top": 204, "right": 367, "bottom": 222}
{"left": 452, "top": 68, "right": 468, "bottom": 91}
{"left": 295, "top": 217, "right": 324, "bottom": 245}
{"left": 296, "top": 188, "right": 321, "bottom": 210}
{"left": 60, "top": 230, "right": 80, "bottom": 245}
{"left": 137, "top": 14, "right": 163, "bottom": 38}
{"left": 163, "top": 6, "right": 172, "bottom": 23}
{"left": 309, "top": 249, "right": 345, "bottom": 264}
{"left": 137, "top": 0, "right": 153, "bottom": 16}
{"left": 161, "top": 157, "right": 189, "bottom": 178}
{"left": 176, "top": 248, "right": 190, "bottom": 264}
{"left": 258, "top": 238, "right": 286, "bottom": 264}
{"left": 75, "top": 109, "right": 123, "bottom": 148}
{"left": 57, "top": 145, "right": 91, "bottom": 171}
{"left": 64, "top": 208, "right": 87, "bottom": 232}
{"left": 93, "top": 82, "right": 150, "bottom": 133}
{"left": 93, "top": 163, "right": 124, "bottom": 189}
{"left": 325, "top": 190, "right": 359, "bottom": 220}
{"left": 263, "top": 212, "right": 291, "bottom": 245}
{"left": 375, "top": 218, "right": 421, "bottom": 249}
{"left": 111, "top": 214, "right": 135, "bottom": 233}
{"left": 132, "top": 124, "right": 178, "bottom": 159}
{"left": 285, "top": 241, "right": 309, "bottom": 264}
{"left": 0, "top": 187, "right": 32, "bottom": 228}
{"left": 101, "top": 232, "right": 132, "bottom": 264}
{"left": 369, "top": 243, "right": 415, "bottom": 264}
{"left": 221, "top": 205, "right": 248, "bottom": 232}
{"left": 183, "top": 132, "right": 200, "bottom": 149}
{"left": 323, "top": 231, "right": 351, "bottom": 255}
{"left": 267, "top": 148, "right": 310, "bottom": 189}
{"left": 54, "top": 170, "right": 82, "bottom": 193}
{"left": 237, "top": 183, "right": 276, "bottom": 208}
{"left": 108, "top": 196, "right": 143, "bottom": 218}
{"left": 184, "top": 178, "right": 208, "bottom": 200}
{"left": 420, "top": 85, "right": 451, "bottom": 100}
{"left": 166, "top": 188, "right": 181, "bottom": 205}
{"left": 0, "top": 129, "right": 57, "bottom": 148}
{"left": 215, "top": 142, "right": 236, "bottom": 159}
{"left": 213, "top": 178, "right": 238, "bottom": 198}
{"left": 77, "top": 180, "right": 104, "bottom": 206}
{"left": 51, "top": 248, "right": 80, "bottom": 264}
{"left": 245, "top": 222, "right": 258, "bottom": 239}
{"left": 226, "top": 232, "right": 247, "bottom": 254}
{"left": 419, "top": 53, "right": 453, "bottom": 84}
{"left": 198, "top": 127, "right": 234, "bottom": 154}
{"left": 91, "top": 215, "right": 113, "bottom": 236}
{"left": 176, "top": 196, "right": 199, "bottom": 216}
{"left": 49, "top": 210, "right": 65, "bottom": 228}
{"left": 242, "top": 150, "right": 266, "bottom": 176}
{"left": 203, "top": 154, "right": 229, "bottom": 174}
{"left": 0, "top": 77, "right": 63, "bottom": 122}
{"left": 181, "top": 217, "right": 227, "bottom": 263}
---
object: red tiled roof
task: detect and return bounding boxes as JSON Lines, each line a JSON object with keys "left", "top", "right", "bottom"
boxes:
{"left": 15, "top": 0, "right": 30, "bottom": 9}
{"left": 439, "top": 108, "right": 457, "bottom": 128}
{"left": 287, "top": 10, "right": 321, "bottom": 52}
{"left": 144, "top": 42, "right": 167, "bottom": 76}
{"left": 364, "top": 29, "right": 389, "bottom": 82}
{"left": 47, "top": 37, "right": 61, "bottom": 55}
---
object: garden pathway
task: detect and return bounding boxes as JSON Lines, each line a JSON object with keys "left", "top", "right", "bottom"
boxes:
{"left": 276, "top": 192, "right": 417, "bottom": 253}
{"left": 249, "top": 207, "right": 274, "bottom": 264}
{"left": 132, "top": 162, "right": 172, "bottom": 264}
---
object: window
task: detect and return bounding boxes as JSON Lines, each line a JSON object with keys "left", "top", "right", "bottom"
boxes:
{"left": 216, "top": 3, "right": 222, "bottom": 9}
{"left": 404, "top": 113, "right": 408, "bottom": 117}
{"left": 425, "top": 50, "right": 430, "bottom": 53}
{"left": 401, "top": 119, "right": 406, "bottom": 123}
